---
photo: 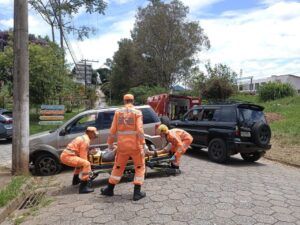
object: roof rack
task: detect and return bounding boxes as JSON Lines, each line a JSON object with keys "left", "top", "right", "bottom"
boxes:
{"left": 205, "top": 99, "right": 254, "bottom": 105}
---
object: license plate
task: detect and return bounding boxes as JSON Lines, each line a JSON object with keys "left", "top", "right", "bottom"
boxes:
{"left": 241, "top": 131, "right": 251, "bottom": 137}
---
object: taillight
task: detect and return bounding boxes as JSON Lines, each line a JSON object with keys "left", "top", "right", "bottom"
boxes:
{"left": 155, "top": 124, "right": 160, "bottom": 135}
{"left": 235, "top": 126, "right": 240, "bottom": 136}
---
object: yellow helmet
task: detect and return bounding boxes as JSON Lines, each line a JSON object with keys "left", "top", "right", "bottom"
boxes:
{"left": 158, "top": 124, "right": 169, "bottom": 133}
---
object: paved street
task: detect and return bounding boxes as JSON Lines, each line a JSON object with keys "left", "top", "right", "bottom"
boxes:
{"left": 0, "top": 139, "right": 12, "bottom": 168}
{"left": 3, "top": 150, "right": 300, "bottom": 225}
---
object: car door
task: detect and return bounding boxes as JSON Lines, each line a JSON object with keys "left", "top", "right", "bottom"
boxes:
{"left": 57, "top": 112, "right": 100, "bottom": 151}
{"left": 171, "top": 108, "right": 203, "bottom": 145}
{"left": 97, "top": 110, "right": 115, "bottom": 150}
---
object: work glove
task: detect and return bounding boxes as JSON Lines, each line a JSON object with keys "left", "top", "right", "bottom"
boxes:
{"left": 170, "top": 155, "right": 176, "bottom": 162}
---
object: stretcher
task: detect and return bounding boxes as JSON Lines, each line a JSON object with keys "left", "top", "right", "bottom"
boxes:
{"left": 88, "top": 148, "right": 179, "bottom": 180}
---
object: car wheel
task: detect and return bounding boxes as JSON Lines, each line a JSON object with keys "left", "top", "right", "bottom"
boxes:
{"left": 252, "top": 122, "right": 271, "bottom": 148}
{"left": 34, "top": 153, "right": 62, "bottom": 176}
{"left": 241, "top": 152, "right": 264, "bottom": 162}
{"left": 208, "top": 138, "right": 228, "bottom": 163}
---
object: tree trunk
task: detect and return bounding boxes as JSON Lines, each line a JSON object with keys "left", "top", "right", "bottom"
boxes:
{"left": 51, "top": 23, "right": 55, "bottom": 43}
{"left": 12, "top": 0, "right": 30, "bottom": 175}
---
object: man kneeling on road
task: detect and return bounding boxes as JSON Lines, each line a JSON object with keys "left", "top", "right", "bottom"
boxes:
{"left": 149, "top": 124, "right": 193, "bottom": 170}
{"left": 60, "top": 126, "right": 99, "bottom": 194}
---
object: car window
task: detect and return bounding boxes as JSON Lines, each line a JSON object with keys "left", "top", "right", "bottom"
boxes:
{"left": 99, "top": 111, "right": 115, "bottom": 130}
{"left": 2, "top": 111, "right": 12, "bottom": 118}
{"left": 67, "top": 113, "right": 99, "bottom": 134}
{"left": 218, "top": 107, "right": 236, "bottom": 122}
{"left": 140, "top": 108, "right": 160, "bottom": 124}
{"left": 201, "top": 109, "right": 217, "bottom": 121}
{"left": 239, "top": 108, "right": 266, "bottom": 124}
{"left": 185, "top": 109, "right": 202, "bottom": 121}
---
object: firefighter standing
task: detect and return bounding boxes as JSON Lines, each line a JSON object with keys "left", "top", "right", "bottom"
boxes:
{"left": 101, "top": 94, "right": 148, "bottom": 201}
{"left": 153, "top": 125, "right": 193, "bottom": 169}
{"left": 60, "top": 126, "right": 98, "bottom": 194}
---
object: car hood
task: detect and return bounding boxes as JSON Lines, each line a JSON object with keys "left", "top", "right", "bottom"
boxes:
{"left": 29, "top": 131, "right": 56, "bottom": 148}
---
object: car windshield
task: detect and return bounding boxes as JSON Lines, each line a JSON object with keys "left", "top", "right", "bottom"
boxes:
{"left": 238, "top": 108, "right": 266, "bottom": 125}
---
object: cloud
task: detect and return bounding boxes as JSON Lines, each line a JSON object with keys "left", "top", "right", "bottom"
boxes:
{"left": 107, "top": 0, "right": 134, "bottom": 5}
{"left": 0, "top": 18, "right": 13, "bottom": 28}
{"left": 198, "top": 1, "right": 300, "bottom": 77}
{"left": 67, "top": 13, "right": 135, "bottom": 68}
{"left": 181, "top": 0, "right": 223, "bottom": 12}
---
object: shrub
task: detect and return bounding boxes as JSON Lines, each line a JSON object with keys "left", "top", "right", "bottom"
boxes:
{"left": 202, "top": 77, "right": 236, "bottom": 100}
{"left": 258, "top": 82, "right": 295, "bottom": 101}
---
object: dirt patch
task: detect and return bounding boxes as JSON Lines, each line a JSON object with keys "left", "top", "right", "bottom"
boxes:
{"left": 265, "top": 137, "right": 300, "bottom": 167}
{"left": 0, "top": 167, "right": 11, "bottom": 190}
{"left": 265, "top": 112, "right": 284, "bottom": 123}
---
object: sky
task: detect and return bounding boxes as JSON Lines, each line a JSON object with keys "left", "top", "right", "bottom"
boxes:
{"left": 1, "top": 0, "right": 300, "bottom": 79}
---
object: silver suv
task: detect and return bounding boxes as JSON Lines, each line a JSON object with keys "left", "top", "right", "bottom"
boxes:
{"left": 30, "top": 105, "right": 162, "bottom": 176}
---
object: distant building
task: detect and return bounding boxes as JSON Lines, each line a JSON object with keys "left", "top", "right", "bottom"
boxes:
{"left": 73, "top": 62, "right": 93, "bottom": 85}
{"left": 238, "top": 74, "right": 300, "bottom": 94}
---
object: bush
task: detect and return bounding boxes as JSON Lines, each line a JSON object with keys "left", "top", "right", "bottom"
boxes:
{"left": 258, "top": 82, "right": 295, "bottom": 101}
{"left": 202, "top": 77, "right": 236, "bottom": 100}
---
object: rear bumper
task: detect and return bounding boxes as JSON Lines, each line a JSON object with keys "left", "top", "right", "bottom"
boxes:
{"left": 229, "top": 139, "right": 271, "bottom": 154}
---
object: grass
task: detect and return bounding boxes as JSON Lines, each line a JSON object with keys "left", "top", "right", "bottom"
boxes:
{"left": 0, "top": 176, "right": 28, "bottom": 208}
{"left": 30, "top": 107, "right": 85, "bottom": 135}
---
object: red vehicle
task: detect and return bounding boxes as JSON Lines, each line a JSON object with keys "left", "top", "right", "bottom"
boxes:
{"left": 147, "top": 94, "right": 201, "bottom": 121}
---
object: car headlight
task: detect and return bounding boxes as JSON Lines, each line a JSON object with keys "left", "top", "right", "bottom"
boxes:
{"left": 4, "top": 125, "right": 13, "bottom": 129}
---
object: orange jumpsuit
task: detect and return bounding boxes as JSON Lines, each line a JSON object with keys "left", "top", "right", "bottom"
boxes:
{"left": 166, "top": 129, "right": 193, "bottom": 166}
{"left": 107, "top": 104, "right": 145, "bottom": 185}
{"left": 60, "top": 134, "right": 91, "bottom": 181}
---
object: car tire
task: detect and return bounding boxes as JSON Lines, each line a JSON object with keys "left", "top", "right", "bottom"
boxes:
{"left": 208, "top": 138, "right": 228, "bottom": 163}
{"left": 160, "top": 116, "right": 170, "bottom": 128}
{"left": 252, "top": 122, "right": 271, "bottom": 148}
{"left": 34, "top": 153, "right": 62, "bottom": 176}
{"left": 241, "top": 152, "right": 264, "bottom": 162}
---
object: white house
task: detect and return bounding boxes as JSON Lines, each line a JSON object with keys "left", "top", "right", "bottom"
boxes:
{"left": 238, "top": 74, "right": 300, "bottom": 94}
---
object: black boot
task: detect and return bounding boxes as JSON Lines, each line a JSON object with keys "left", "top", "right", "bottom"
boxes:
{"left": 72, "top": 174, "right": 80, "bottom": 185}
{"left": 100, "top": 183, "right": 115, "bottom": 196}
{"left": 133, "top": 185, "right": 146, "bottom": 201}
{"left": 79, "top": 180, "right": 94, "bottom": 194}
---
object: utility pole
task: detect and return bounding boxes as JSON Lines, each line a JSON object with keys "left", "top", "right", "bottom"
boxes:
{"left": 80, "top": 59, "right": 98, "bottom": 95}
{"left": 12, "top": 0, "right": 29, "bottom": 175}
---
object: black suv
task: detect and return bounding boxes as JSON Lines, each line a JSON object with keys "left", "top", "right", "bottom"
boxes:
{"left": 170, "top": 103, "right": 271, "bottom": 163}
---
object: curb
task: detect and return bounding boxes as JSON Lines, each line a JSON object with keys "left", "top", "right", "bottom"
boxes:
{"left": 264, "top": 156, "right": 300, "bottom": 169}
{"left": 0, "top": 177, "right": 34, "bottom": 224}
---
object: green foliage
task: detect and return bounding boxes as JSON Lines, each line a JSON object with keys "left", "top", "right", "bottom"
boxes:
{"left": 189, "top": 63, "right": 237, "bottom": 100}
{"left": 131, "top": 0, "right": 210, "bottom": 89}
{"left": 129, "top": 85, "right": 167, "bottom": 104}
{"left": 258, "top": 82, "right": 295, "bottom": 101}
{"left": 0, "top": 176, "right": 28, "bottom": 207}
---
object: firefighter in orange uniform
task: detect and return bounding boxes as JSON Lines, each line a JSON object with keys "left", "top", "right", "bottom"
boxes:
{"left": 153, "top": 124, "right": 193, "bottom": 169}
{"left": 60, "top": 126, "right": 99, "bottom": 194}
{"left": 101, "top": 94, "right": 148, "bottom": 201}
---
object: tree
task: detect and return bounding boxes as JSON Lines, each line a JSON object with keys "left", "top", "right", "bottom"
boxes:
{"left": 29, "top": 0, "right": 107, "bottom": 48}
{"left": 108, "top": 38, "right": 144, "bottom": 101}
{"left": 131, "top": 0, "right": 210, "bottom": 89}
{"left": 189, "top": 63, "right": 237, "bottom": 100}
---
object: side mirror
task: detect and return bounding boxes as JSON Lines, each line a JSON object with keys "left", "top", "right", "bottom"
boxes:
{"left": 59, "top": 128, "right": 66, "bottom": 136}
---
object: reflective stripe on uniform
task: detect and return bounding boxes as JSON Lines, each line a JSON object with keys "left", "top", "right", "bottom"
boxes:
{"left": 183, "top": 143, "right": 189, "bottom": 149}
{"left": 110, "top": 175, "right": 121, "bottom": 181}
{"left": 134, "top": 176, "right": 144, "bottom": 182}
{"left": 117, "top": 130, "right": 137, "bottom": 135}
{"left": 138, "top": 133, "right": 144, "bottom": 139}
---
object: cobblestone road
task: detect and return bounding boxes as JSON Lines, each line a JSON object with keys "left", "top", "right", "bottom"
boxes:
{"left": 0, "top": 139, "right": 12, "bottom": 168}
{"left": 3, "top": 150, "right": 300, "bottom": 225}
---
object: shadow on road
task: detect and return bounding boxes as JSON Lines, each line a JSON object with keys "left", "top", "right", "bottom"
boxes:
{"left": 186, "top": 148, "right": 266, "bottom": 167}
